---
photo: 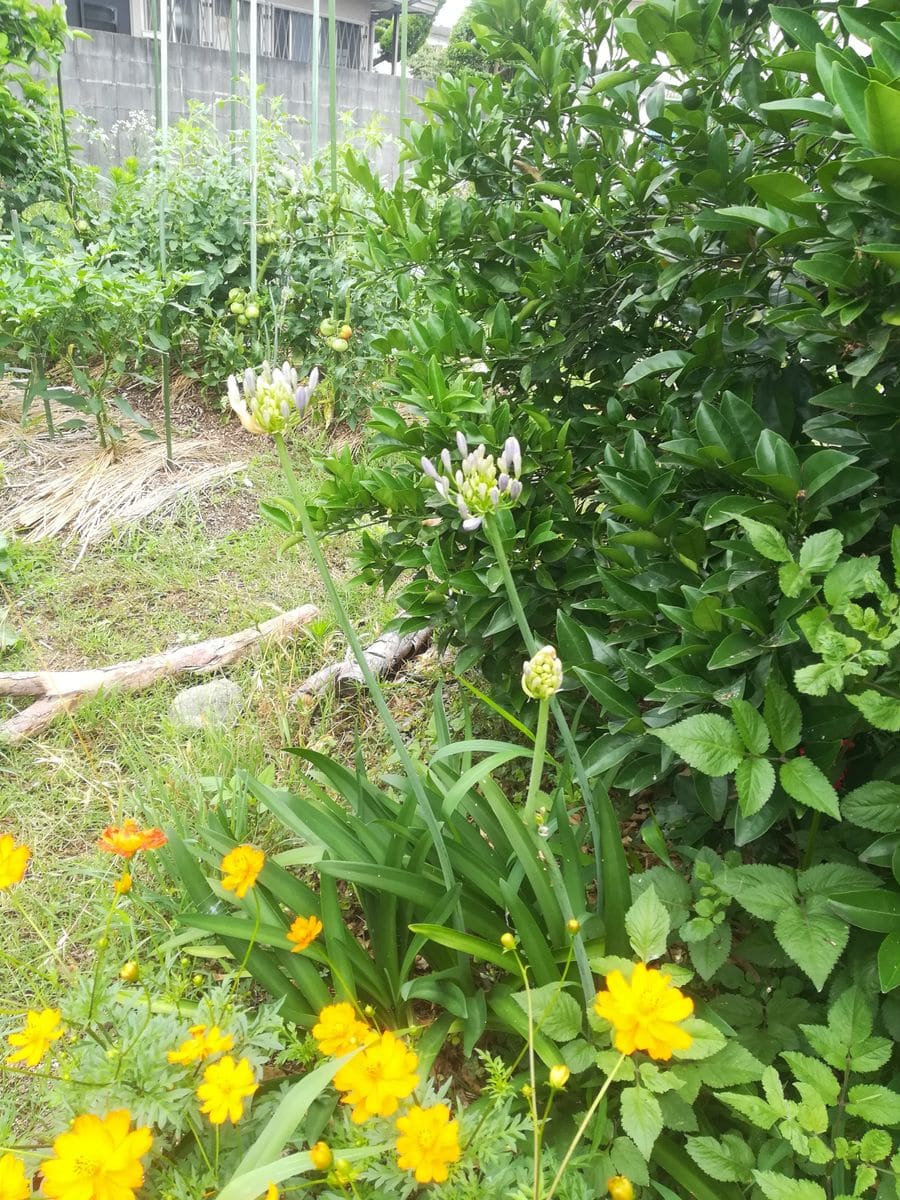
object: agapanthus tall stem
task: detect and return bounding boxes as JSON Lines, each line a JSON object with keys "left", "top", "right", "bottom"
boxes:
{"left": 484, "top": 517, "right": 630, "bottom": 957}
{"left": 524, "top": 698, "right": 549, "bottom": 824}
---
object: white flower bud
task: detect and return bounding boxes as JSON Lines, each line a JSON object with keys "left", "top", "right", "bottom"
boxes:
{"left": 522, "top": 645, "right": 564, "bottom": 700}
{"left": 456, "top": 430, "right": 468, "bottom": 456}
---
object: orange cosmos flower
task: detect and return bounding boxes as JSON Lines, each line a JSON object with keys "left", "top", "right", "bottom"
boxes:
{"left": 395, "top": 1103, "right": 461, "bottom": 1184}
{"left": 197, "top": 1055, "right": 258, "bottom": 1124}
{"left": 312, "top": 1002, "right": 377, "bottom": 1058}
{"left": 40, "top": 1109, "right": 153, "bottom": 1200}
{"left": 97, "top": 819, "right": 167, "bottom": 859}
{"left": 167, "top": 1024, "right": 234, "bottom": 1066}
{"left": 0, "top": 1152, "right": 30, "bottom": 1200}
{"left": 6, "top": 1008, "right": 63, "bottom": 1068}
{"left": 287, "top": 914, "right": 323, "bottom": 953}
{"left": 334, "top": 1030, "right": 419, "bottom": 1124}
{"left": 0, "top": 834, "right": 30, "bottom": 891}
{"left": 594, "top": 962, "right": 693, "bottom": 1060}
{"left": 220, "top": 844, "right": 265, "bottom": 898}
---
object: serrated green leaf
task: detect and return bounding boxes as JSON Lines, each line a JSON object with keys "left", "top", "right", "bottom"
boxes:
{"left": 620, "top": 1085, "right": 663, "bottom": 1158}
{"left": 720, "top": 864, "right": 798, "bottom": 921}
{"left": 847, "top": 1084, "right": 900, "bottom": 1124}
{"left": 843, "top": 782, "right": 900, "bottom": 832}
{"left": 654, "top": 714, "right": 746, "bottom": 776}
{"left": 512, "top": 982, "right": 583, "bottom": 1042}
{"left": 798, "top": 529, "right": 843, "bottom": 572}
{"left": 686, "top": 1135, "right": 755, "bottom": 1183}
{"left": 773, "top": 904, "right": 848, "bottom": 990}
{"left": 738, "top": 516, "right": 793, "bottom": 562}
{"left": 716, "top": 1091, "right": 779, "bottom": 1130}
{"left": 780, "top": 1052, "right": 840, "bottom": 1105}
{"left": 848, "top": 691, "right": 900, "bottom": 732}
{"left": 764, "top": 681, "right": 802, "bottom": 752}
{"left": 736, "top": 758, "right": 776, "bottom": 817}
{"left": 674, "top": 1018, "right": 727, "bottom": 1060}
{"left": 689, "top": 921, "right": 731, "bottom": 982}
{"left": 625, "top": 884, "right": 670, "bottom": 962}
{"left": 752, "top": 1170, "right": 827, "bottom": 1200}
{"left": 731, "top": 699, "right": 770, "bottom": 754}
{"left": 780, "top": 757, "right": 841, "bottom": 820}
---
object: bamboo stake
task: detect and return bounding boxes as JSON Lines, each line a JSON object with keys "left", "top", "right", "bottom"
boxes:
{"left": 230, "top": 0, "right": 238, "bottom": 160}
{"left": 249, "top": 0, "right": 258, "bottom": 294}
{"left": 310, "top": 0, "right": 319, "bottom": 157}
{"left": 399, "top": 0, "right": 408, "bottom": 177}
{"left": 56, "top": 64, "right": 77, "bottom": 222}
{"left": 327, "top": 0, "right": 337, "bottom": 193}
{"left": 157, "top": 0, "right": 174, "bottom": 464}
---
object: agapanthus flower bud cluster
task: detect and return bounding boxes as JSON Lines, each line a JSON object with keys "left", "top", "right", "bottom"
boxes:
{"left": 522, "top": 645, "right": 564, "bottom": 700}
{"left": 421, "top": 433, "right": 523, "bottom": 532}
{"left": 227, "top": 361, "right": 319, "bottom": 436}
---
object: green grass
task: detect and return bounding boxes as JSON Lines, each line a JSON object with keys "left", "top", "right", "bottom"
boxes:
{"left": 0, "top": 430, "right": 414, "bottom": 1130}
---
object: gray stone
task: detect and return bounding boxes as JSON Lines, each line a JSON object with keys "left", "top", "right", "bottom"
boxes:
{"left": 168, "top": 678, "right": 243, "bottom": 730}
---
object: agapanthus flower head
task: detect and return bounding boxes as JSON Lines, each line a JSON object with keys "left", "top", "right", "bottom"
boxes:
{"left": 594, "top": 962, "right": 693, "bottom": 1060}
{"left": 40, "top": 1109, "right": 153, "bottom": 1200}
{"left": 522, "top": 645, "right": 564, "bottom": 700}
{"left": 227, "top": 361, "right": 318, "bottom": 435}
{"left": 0, "top": 833, "right": 30, "bottom": 890}
{"left": 421, "top": 433, "right": 523, "bottom": 532}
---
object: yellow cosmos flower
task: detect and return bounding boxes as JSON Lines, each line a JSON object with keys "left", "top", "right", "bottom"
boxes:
{"left": 40, "top": 1109, "right": 153, "bottom": 1200}
{"left": 0, "top": 1153, "right": 30, "bottom": 1200}
{"left": 395, "top": 1103, "right": 461, "bottom": 1184}
{"left": 263, "top": 1185, "right": 278, "bottom": 1200}
{"left": 167, "top": 1023, "right": 234, "bottom": 1066}
{"left": 197, "top": 1055, "right": 258, "bottom": 1124}
{"left": 334, "top": 1030, "right": 419, "bottom": 1124}
{"left": 594, "top": 962, "right": 693, "bottom": 1060}
{"left": 113, "top": 871, "right": 133, "bottom": 895}
{"left": 0, "top": 834, "right": 30, "bottom": 891}
{"left": 287, "top": 914, "right": 323, "bottom": 953}
{"left": 312, "top": 1002, "right": 377, "bottom": 1057}
{"left": 220, "top": 845, "right": 265, "bottom": 898}
{"left": 6, "top": 1008, "right": 63, "bottom": 1068}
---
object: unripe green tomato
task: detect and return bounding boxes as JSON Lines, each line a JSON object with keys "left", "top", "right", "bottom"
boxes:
{"left": 75, "top": 217, "right": 90, "bottom": 233}
{"left": 230, "top": 301, "right": 244, "bottom": 315}
{"left": 329, "top": 336, "right": 349, "bottom": 353}
{"left": 338, "top": 323, "right": 353, "bottom": 340}
{"left": 228, "top": 287, "right": 241, "bottom": 300}
{"left": 319, "top": 318, "right": 337, "bottom": 337}
{"left": 245, "top": 303, "right": 260, "bottom": 320}
{"left": 237, "top": 314, "right": 249, "bottom": 326}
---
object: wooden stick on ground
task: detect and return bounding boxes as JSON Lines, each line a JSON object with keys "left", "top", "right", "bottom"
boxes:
{"left": 0, "top": 604, "right": 318, "bottom": 746}
{"left": 294, "top": 625, "right": 433, "bottom": 704}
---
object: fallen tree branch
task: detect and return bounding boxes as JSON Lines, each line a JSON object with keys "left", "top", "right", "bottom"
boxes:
{"left": 295, "top": 625, "right": 433, "bottom": 704}
{"left": 0, "top": 604, "right": 318, "bottom": 745}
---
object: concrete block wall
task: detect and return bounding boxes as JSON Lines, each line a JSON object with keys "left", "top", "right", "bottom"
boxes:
{"left": 59, "top": 31, "right": 429, "bottom": 176}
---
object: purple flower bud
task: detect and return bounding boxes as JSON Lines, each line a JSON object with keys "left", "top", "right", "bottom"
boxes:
{"left": 295, "top": 385, "right": 309, "bottom": 413}
{"left": 280, "top": 400, "right": 290, "bottom": 419}
{"left": 435, "top": 477, "right": 450, "bottom": 499}
{"left": 456, "top": 430, "right": 468, "bottom": 457}
{"left": 243, "top": 367, "right": 256, "bottom": 396}
{"left": 421, "top": 456, "right": 439, "bottom": 481}
{"left": 457, "top": 495, "right": 471, "bottom": 519}
{"left": 498, "top": 472, "right": 510, "bottom": 492}
{"left": 308, "top": 366, "right": 320, "bottom": 393}
{"left": 508, "top": 479, "right": 523, "bottom": 500}
{"left": 462, "top": 516, "right": 482, "bottom": 532}
{"left": 489, "top": 486, "right": 500, "bottom": 507}
{"left": 441, "top": 448, "right": 452, "bottom": 474}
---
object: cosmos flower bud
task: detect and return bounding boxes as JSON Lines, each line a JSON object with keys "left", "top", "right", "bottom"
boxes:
{"left": 549, "top": 1064, "right": 570, "bottom": 1089}
{"left": 500, "top": 932, "right": 516, "bottom": 950}
{"left": 522, "top": 645, "right": 564, "bottom": 700}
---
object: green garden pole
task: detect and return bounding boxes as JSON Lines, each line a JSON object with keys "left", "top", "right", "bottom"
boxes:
{"left": 327, "top": 0, "right": 337, "bottom": 193}
{"left": 149, "top": 0, "right": 161, "bottom": 127}
{"left": 249, "top": 0, "right": 258, "bottom": 295}
{"left": 399, "top": 0, "right": 408, "bottom": 177}
{"left": 310, "top": 0, "right": 319, "bottom": 157}
{"left": 157, "top": 0, "right": 174, "bottom": 463}
{"left": 56, "top": 64, "right": 77, "bottom": 222}
{"left": 230, "top": 0, "right": 238, "bottom": 158}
